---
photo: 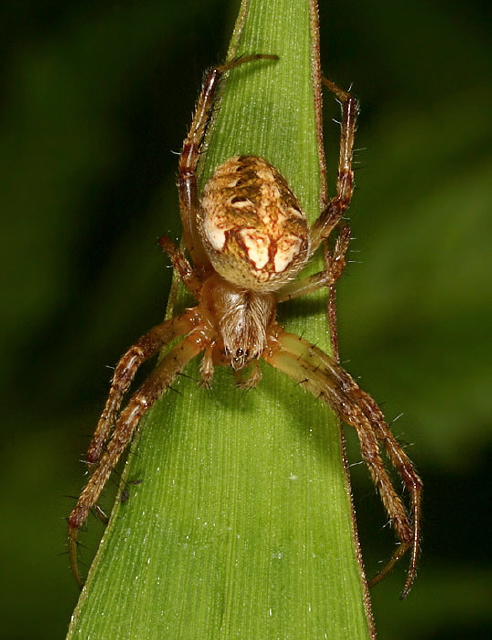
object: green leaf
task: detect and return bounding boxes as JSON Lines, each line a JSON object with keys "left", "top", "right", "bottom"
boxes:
{"left": 67, "top": 0, "right": 374, "bottom": 638}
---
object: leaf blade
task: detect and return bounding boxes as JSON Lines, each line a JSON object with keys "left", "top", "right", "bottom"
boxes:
{"left": 67, "top": 1, "right": 374, "bottom": 638}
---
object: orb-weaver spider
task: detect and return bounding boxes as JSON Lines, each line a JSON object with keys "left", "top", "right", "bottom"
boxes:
{"left": 68, "top": 54, "right": 422, "bottom": 597}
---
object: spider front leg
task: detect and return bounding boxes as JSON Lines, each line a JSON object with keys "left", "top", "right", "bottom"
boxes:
{"left": 69, "top": 312, "right": 210, "bottom": 587}
{"left": 354, "top": 388, "right": 423, "bottom": 596}
{"left": 265, "top": 328, "right": 422, "bottom": 598}
{"left": 85, "top": 310, "right": 200, "bottom": 466}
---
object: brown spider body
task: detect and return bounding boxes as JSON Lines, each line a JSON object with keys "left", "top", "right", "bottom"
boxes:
{"left": 69, "top": 55, "right": 422, "bottom": 598}
{"left": 200, "top": 273, "right": 276, "bottom": 371}
{"left": 200, "top": 155, "right": 310, "bottom": 291}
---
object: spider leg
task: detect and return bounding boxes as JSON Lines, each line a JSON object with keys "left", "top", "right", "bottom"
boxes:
{"left": 86, "top": 310, "right": 200, "bottom": 466}
{"left": 93, "top": 503, "right": 109, "bottom": 525}
{"left": 69, "top": 329, "right": 209, "bottom": 587}
{"left": 324, "top": 224, "right": 352, "bottom": 361}
{"left": 354, "top": 391, "right": 422, "bottom": 598}
{"left": 276, "top": 224, "right": 351, "bottom": 303}
{"left": 276, "top": 224, "right": 351, "bottom": 361}
{"left": 158, "top": 235, "right": 203, "bottom": 297}
{"left": 310, "top": 79, "right": 359, "bottom": 252}
{"left": 295, "top": 334, "right": 422, "bottom": 597}
{"left": 179, "top": 54, "right": 278, "bottom": 269}
{"left": 265, "top": 328, "right": 421, "bottom": 598}
{"left": 307, "top": 76, "right": 358, "bottom": 361}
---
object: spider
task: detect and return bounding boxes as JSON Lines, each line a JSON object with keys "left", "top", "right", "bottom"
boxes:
{"left": 68, "top": 54, "right": 422, "bottom": 597}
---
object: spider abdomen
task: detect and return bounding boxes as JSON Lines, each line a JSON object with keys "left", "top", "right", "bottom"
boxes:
{"left": 199, "top": 155, "right": 310, "bottom": 292}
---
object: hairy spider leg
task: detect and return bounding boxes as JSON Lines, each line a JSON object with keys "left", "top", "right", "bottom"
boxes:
{"left": 158, "top": 235, "right": 202, "bottom": 297}
{"left": 86, "top": 311, "right": 200, "bottom": 466}
{"left": 354, "top": 391, "right": 422, "bottom": 598}
{"left": 310, "top": 78, "right": 359, "bottom": 252}
{"left": 307, "top": 76, "right": 358, "bottom": 358}
{"left": 288, "top": 331, "right": 423, "bottom": 597}
{"left": 178, "top": 54, "right": 278, "bottom": 270}
{"left": 323, "top": 224, "right": 352, "bottom": 361}
{"left": 157, "top": 237, "right": 221, "bottom": 389}
{"left": 276, "top": 224, "right": 351, "bottom": 303}
{"left": 69, "top": 314, "right": 209, "bottom": 586}
{"left": 264, "top": 328, "right": 422, "bottom": 598}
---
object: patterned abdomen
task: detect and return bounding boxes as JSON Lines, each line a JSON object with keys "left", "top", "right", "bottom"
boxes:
{"left": 199, "top": 155, "right": 310, "bottom": 291}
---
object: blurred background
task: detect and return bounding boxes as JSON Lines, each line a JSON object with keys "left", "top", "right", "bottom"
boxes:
{"left": 1, "top": 0, "right": 490, "bottom": 638}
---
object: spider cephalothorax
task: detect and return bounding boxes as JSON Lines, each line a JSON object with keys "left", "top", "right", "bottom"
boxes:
{"left": 200, "top": 272, "right": 276, "bottom": 371}
{"left": 68, "top": 55, "right": 422, "bottom": 597}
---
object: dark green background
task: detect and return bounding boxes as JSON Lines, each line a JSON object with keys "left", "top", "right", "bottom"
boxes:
{"left": 1, "top": 0, "right": 490, "bottom": 638}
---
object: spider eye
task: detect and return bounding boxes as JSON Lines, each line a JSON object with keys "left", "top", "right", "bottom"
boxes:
{"left": 234, "top": 348, "right": 250, "bottom": 362}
